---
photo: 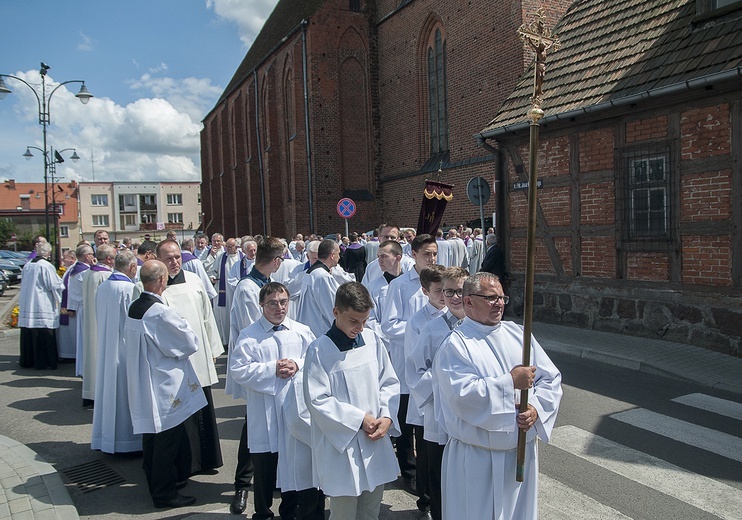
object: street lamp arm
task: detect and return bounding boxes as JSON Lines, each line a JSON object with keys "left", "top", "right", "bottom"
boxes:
{"left": 0, "top": 74, "right": 43, "bottom": 116}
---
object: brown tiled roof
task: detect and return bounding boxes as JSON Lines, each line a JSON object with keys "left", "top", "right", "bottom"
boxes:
{"left": 479, "top": 0, "right": 742, "bottom": 137}
{"left": 0, "top": 181, "right": 79, "bottom": 223}
{"left": 212, "top": 0, "right": 326, "bottom": 110}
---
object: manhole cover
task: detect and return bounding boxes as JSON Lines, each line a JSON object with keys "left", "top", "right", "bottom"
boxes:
{"left": 59, "top": 460, "right": 126, "bottom": 494}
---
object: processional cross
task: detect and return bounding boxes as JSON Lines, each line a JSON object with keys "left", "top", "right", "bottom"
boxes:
{"left": 514, "top": 9, "right": 560, "bottom": 483}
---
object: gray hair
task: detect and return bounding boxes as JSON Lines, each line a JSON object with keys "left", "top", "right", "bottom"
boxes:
{"left": 37, "top": 241, "right": 52, "bottom": 257}
{"left": 463, "top": 272, "right": 501, "bottom": 297}
{"left": 114, "top": 250, "right": 137, "bottom": 272}
{"left": 485, "top": 233, "right": 498, "bottom": 247}
{"left": 76, "top": 244, "right": 93, "bottom": 259}
{"left": 95, "top": 244, "right": 117, "bottom": 262}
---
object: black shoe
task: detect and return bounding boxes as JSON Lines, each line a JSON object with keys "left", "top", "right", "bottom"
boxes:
{"left": 230, "top": 488, "right": 248, "bottom": 514}
{"left": 153, "top": 493, "right": 196, "bottom": 508}
{"left": 404, "top": 477, "right": 418, "bottom": 496}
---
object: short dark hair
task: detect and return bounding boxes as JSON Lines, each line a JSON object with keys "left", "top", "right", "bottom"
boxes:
{"left": 334, "top": 282, "right": 373, "bottom": 312}
{"left": 317, "top": 239, "right": 338, "bottom": 260}
{"left": 411, "top": 233, "right": 436, "bottom": 252}
{"left": 137, "top": 240, "right": 157, "bottom": 255}
{"left": 379, "top": 240, "right": 402, "bottom": 257}
{"left": 255, "top": 237, "right": 285, "bottom": 265}
{"left": 419, "top": 264, "right": 445, "bottom": 290}
{"left": 259, "top": 281, "right": 289, "bottom": 303}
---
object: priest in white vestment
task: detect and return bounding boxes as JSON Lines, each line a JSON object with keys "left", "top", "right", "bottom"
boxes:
{"left": 227, "top": 238, "right": 256, "bottom": 289}
{"left": 230, "top": 281, "right": 319, "bottom": 519}
{"left": 296, "top": 240, "right": 343, "bottom": 338}
{"left": 433, "top": 272, "right": 562, "bottom": 520}
{"left": 180, "top": 238, "right": 217, "bottom": 299}
{"left": 303, "top": 282, "right": 400, "bottom": 519}
{"left": 446, "top": 230, "right": 469, "bottom": 269}
{"left": 364, "top": 240, "right": 403, "bottom": 341}
{"left": 70, "top": 245, "right": 95, "bottom": 375}
{"left": 201, "top": 232, "right": 224, "bottom": 273}
{"left": 153, "top": 240, "right": 225, "bottom": 473}
{"left": 57, "top": 246, "right": 91, "bottom": 361}
{"left": 208, "top": 238, "right": 242, "bottom": 345}
{"left": 80, "top": 244, "right": 116, "bottom": 405}
{"left": 91, "top": 251, "right": 142, "bottom": 453}
{"left": 467, "top": 232, "right": 485, "bottom": 274}
{"left": 435, "top": 230, "right": 451, "bottom": 267}
{"left": 125, "top": 260, "right": 206, "bottom": 508}
{"left": 18, "top": 242, "right": 64, "bottom": 370}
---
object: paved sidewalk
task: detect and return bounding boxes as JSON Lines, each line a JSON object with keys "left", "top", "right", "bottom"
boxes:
{"left": 0, "top": 434, "right": 79, "bottom": 520}
{"left": 532, "top": 322, "right": 742, "bottom": 396}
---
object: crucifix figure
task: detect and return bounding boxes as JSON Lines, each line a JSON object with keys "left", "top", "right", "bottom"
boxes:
{"left": 518, "top": 9, "right": 560, "bottom": 109}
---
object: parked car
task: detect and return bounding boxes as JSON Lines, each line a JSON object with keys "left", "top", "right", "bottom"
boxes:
{"left": 0, "top": 250, "right": 27, "bottom": 267}
{"left": 0, "top": 272, "right": 7, "bottom": 297}
{"left": 0, "top": 261, "right": 22, "bottom": 285}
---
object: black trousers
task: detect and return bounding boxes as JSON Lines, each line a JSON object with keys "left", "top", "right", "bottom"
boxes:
{"left": 183, "top": 386, "right": 223, "bottom": 474}
{"left": 234, "top": 416, "right": 255, "bottom": 490}
{"left": 252, "top": 451, "right": 298, "bottom": 520}
{"left": 295, "top": 488, "right": 325, "bottom": 520}
{"left": 414, "top": 425, "right": 430, "bottom": 511}
{"left": 142, "top": 422, "right": 191, "bottom": 503}
{"left": 425, "top": 440, "right": 445, "bottom": 520}
{"left": 396, "top": 394, "right": 416, "bottom": 480}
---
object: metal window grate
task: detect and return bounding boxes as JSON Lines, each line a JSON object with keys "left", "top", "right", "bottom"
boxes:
{"left": 59, "top": 460, "right": 125, "bottom": 494}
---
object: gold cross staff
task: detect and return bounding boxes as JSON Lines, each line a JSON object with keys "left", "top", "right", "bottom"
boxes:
{"left": 518, "top": 9, "right": 561, "bottom": 111}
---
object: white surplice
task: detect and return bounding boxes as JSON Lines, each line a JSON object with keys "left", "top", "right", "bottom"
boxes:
{"left": 296, "top": 264, "right": 340, "bottom": 338}
{"left": 467, "top": 237, "right": 485, "bottom": 274}
{"left": 182, "top": 256, "right": 218, "bottom": 300}
{"left": 303, "top": 330, "right": 401, "bottom": 497}
{"left": 91, "top": 274, "right": 142, "bottom": 453}
{"left": 402, "top": 302, "right": 445, "bottom": 425}
{"left": 282, "top": 370, "right": 316, "bottom": 492}
{"left": 124, "top": 294, "right": 207, "bottom": 434}
{"left": 361, "top": 255, "right": 415, "bottom": 286}
{"left": 447, "top": 237, "right": 469, "bottom": 269}
{"left": 407, "top": 313, "right": 457, "bottom": 445}
{"left": 432, "top": 318, "right": 562, "bottom": 520}
{"left": 18, "top": 259, "right": 63, "bottom": 329}
{"left": 435, "top": 239, "right": 451, "bottom": 267}
{"left": 81, "top": 266, "right": 112, "bottom": 400}
{"left": 209, "top": 251, "right": 242, "bottom": 344}
{"left": 380, "top": 267, "right": 426, "bottom": 392}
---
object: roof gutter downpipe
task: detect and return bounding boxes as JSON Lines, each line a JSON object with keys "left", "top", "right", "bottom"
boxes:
{"left": 254, "top": 69, "right": 267, "bottom": 235}
{"left": 301, "top": 19, "right": 315, "bottom": 234}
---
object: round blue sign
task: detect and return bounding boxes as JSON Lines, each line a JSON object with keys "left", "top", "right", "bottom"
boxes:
{"left": 337, "top": 198, "right": 356, "bottom": 219}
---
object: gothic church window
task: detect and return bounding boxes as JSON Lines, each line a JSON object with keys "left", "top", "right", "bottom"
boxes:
{"left": 427, "top": 28, "right": 449, "bottom": 154}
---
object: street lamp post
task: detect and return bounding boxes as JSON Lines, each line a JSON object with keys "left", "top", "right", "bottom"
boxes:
{"left": 0, "top": 62, "right": 92, "bottom": 252}
{"left": 23, "top": 146, "right": 80, "bottom": 265}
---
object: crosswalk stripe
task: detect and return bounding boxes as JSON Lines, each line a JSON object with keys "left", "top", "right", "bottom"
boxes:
{"left": 550, "top": 425, "right": 742, "bottom": 520}
{"left": 671, "top": 393, "right": 742, "bottom": 421}
{"left": 539, "top": 474, "right": 631, "bottom": 519}
{"left": 611, "top": 407, "right": 742, "bottom": 463}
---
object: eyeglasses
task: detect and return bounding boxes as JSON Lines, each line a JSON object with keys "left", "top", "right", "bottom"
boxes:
{"left": 275, "top": 256, "right": 284, "bottom": 262}
{"left": 263, "top": 299, "right": 289, "bottom": 308}
{"left": 469, "top": 294, "right": 509, "bottom": 305}
{"left": 443, "top": 289, "right": 463, "bottom": 297}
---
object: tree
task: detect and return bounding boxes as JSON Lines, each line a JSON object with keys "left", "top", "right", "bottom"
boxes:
{"left": 0, "top": 219, "right": 16, "bottom": 250}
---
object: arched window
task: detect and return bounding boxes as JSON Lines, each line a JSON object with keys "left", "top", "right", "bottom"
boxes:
{"left": 427, "top": 27, "right": 449, "bottom": 154}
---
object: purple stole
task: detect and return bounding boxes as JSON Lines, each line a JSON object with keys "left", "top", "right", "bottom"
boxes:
{"left": 217, "top": 251, "right": 244, "bottom": 307}
{"left": 181, "top": 251, "right": 198, "bottom": 264}
{"left": 239, "top": 255, "right": 250, "bottom": 279}
{"left": 108, "top": 272, "right": 134, "bottom": 283}
{"left": 60, "top": 262, "right": 89, "bottom": 326}
{"left": 136, "top": 257, "right": 144, "bottom": 266}
{"left": 90, "top": 264, "right": 112, "bottom": 273}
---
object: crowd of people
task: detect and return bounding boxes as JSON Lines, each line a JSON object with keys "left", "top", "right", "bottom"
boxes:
{"left": 15, "top": 222, "right": 560, "bottom": 520}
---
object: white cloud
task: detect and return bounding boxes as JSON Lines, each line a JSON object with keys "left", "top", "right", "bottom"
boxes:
{"left": 206, "top": 0, "right": 279, "bottom": 47}
{"left": 129, "top": 72, "right": 222, "bottom": 122}
{"left": 77, "top": 32, "right": 93, "bottom": 51}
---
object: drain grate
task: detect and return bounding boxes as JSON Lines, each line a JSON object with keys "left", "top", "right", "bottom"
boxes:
{"left": 59, "top": 460, "right": 126, "bottom": 494}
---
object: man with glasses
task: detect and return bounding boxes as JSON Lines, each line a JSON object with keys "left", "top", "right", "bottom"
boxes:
{"left": 230, "top": 281, "right": 318, "bottom": 520}
{"left": 432, "top": 272, "right": 562, "bottom": 520}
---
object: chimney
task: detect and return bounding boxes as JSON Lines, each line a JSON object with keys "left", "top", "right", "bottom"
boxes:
{"left": 5, "top": 179, "right": 15, "bottom": 189}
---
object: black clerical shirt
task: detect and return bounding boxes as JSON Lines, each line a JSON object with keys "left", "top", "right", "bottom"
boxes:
{"left": 325, "top": 321, "right": 366, "bottom": 352}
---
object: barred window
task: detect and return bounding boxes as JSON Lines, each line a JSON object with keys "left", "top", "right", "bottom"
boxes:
{"left": 626, "top": 152, "right": 670, "bottom": 239}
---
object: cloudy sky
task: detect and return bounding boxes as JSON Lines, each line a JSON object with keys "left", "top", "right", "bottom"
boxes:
{"left": 0, "top": 0, "right": 279, "bottom": 185}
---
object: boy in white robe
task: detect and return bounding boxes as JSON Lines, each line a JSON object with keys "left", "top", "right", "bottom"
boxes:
{"left": 303, "top": 282, "right": 400, "bottom": 520}
{"left": 432, "top": 272, "right": 562, "bottom": 520}
{"left": 407, "top": 266, "right": 468, "bottom": 520}
{"left": 91, "top": 251, "right": 141, "bottom": 454}
{"left": 380, "top": 233, "right": 438, "bottom": 494}
{"left": 401, "top": 264, "right": 446, "bottom": 515}
{"left": 230, "top": 282, "right": 319, "bottom": 520}
{"left": 125, "top": 260, "right": 207, "bottom": 508}
{"left": 296, "top": 239, "right": 341, "bottom": 337}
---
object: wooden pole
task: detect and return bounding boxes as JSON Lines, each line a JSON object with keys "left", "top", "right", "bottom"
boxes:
{"left": 515, "top": 9, "right": 559, "bottom": 483}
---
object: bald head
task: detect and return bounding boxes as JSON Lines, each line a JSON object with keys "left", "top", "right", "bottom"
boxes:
{"left": 140, "top": 260, "right": 168, "bottom": 294}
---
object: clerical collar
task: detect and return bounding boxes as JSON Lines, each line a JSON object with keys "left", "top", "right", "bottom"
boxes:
{"left": 306, "top": 260, "right": 330, "bottom": 275}
{"left": 462, "top": 316, "right": 501, "bottom": 334}
{"left": 109, "top": 271, "right": 134, "bottom": 283}
{"left": 383, "top": 271, "right": 399, "bottom": 284}
{"left": 246, "top": 266, "right": 270, "bottom": 287}
{"left": 167, "top": 269, "right": 186, "bottom": 285}
{"left": 325, "top": 321, "right": 366, "bottom": 352}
